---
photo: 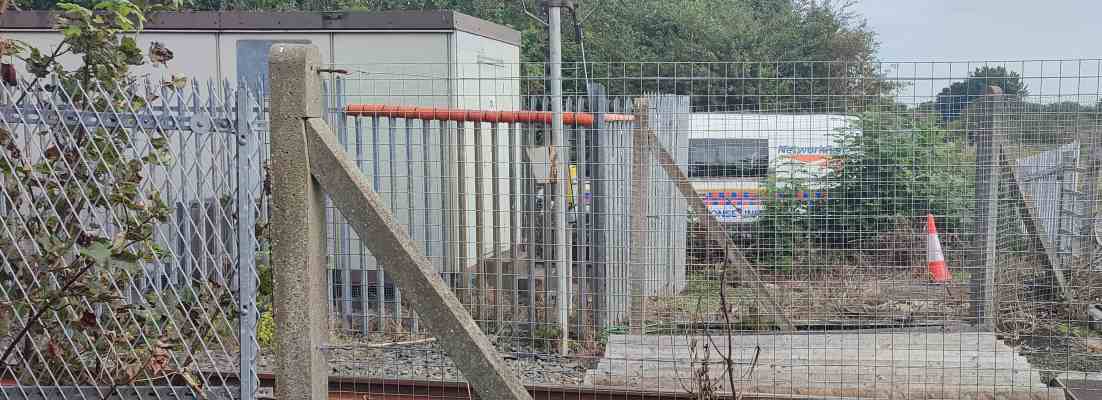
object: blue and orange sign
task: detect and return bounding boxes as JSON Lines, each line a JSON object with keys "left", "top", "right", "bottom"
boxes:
{"left": 699, "top": 190, "right": 828, "bottom": 223}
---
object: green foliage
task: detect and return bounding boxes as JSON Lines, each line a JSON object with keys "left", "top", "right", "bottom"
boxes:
{"left": 750, "top": 171, "right": 822, "bottom": 270}
{"left": 257, "top": 310, "right": 275, "bottom": 349}
{"left": 750, "top": 111, "right": 975, "bottom": 268}
{"left": 0, "top": 0, "right": 227, "bottom": 389}
{"left": 824, "top": 112, "right": 975, "bottom": 238}
{"left": 16, "top": 0, "right": 886, "bottom": 112}
{"left": 936, "top": 66, "right": 1028, "bottom": 121}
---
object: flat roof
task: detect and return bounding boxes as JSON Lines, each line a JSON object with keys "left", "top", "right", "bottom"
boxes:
{"left": 0, "top": 10, "right": 521, "bottom": 45}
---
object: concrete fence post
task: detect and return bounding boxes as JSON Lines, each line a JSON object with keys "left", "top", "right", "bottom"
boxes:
{"left": 628, "top": 97, "right": 652, "bottom": 334}
{"left": 972, "top": 85, "right": 1006, "bottom": 329}
{"left": 268, "top": 44, "right": 328, "bottom": 400}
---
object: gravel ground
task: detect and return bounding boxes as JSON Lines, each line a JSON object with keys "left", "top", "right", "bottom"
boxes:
{"left": 244, "top": 338, "right": 595, "bottom": 386}
{"left": 320, "top": 342, "right": 592, "bottom": 384}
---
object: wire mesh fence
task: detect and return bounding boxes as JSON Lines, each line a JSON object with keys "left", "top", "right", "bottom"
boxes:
{"left": 2, "top": 58, "right": 1100, "bottom": 399}
{"left": 0, "top": 78, "right": 262, "bottom": 399}
{"left": 317, "top": 60, "right": 1101, "bottom": 398}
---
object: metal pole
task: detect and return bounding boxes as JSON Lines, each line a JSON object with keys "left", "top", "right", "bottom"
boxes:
{"left": 547, "top": 1, "right": 570, "bottom": 354}
{"left": 236, "top": 82, "right": 259, "bottom": 400}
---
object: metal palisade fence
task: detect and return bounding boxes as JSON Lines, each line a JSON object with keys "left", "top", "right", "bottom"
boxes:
{"left": 0, "top": 78, "right": 263, "bottom": 400}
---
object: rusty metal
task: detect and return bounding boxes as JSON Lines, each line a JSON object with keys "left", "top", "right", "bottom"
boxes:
{"left": 255, "top": 374, "right": 723, "bottom": 400}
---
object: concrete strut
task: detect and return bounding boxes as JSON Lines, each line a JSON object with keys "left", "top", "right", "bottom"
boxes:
{"left": 302, "top": 117, "right": 534, "bottom": 400}
{"left": 633, "top": 98, "right": 794, "bottom": 331}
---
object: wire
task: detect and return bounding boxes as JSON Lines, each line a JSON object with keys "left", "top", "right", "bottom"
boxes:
{"left": 568, "top": 2, "right": 590, "bottom": 85}
{"left": 521, "top": 0, "right": 549, "bottom": 26}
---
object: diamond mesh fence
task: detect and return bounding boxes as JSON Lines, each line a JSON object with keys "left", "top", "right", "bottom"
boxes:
{"left": 0, "top": 78, "right": 261, "bottom": 400}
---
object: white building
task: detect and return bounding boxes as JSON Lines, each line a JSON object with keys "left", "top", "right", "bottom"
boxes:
{"left": 688, "top": 113, "right": 859, "bottom": 223}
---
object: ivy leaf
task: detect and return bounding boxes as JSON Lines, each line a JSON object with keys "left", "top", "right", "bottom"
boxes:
{"left": 61, "top": 25, "right": 83, "bottom": 38}
{"left": 80, "top": 241, "right": 112, "bottom": 265}
{"left": 57, "top": 3, "right": 93, "bottom": 19}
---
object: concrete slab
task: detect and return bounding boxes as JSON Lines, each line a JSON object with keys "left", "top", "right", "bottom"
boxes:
{"left": 587, "top": 332, "right": 1061, "bottom": 399}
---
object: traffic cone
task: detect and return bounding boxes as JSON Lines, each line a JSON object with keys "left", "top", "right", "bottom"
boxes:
{"left": 926, "top": 213, "right": 951, "bottom": 283}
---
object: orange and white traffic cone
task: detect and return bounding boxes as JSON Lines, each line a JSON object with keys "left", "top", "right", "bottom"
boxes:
{"left": 926, "top": 213, "right": 951, "bottom": 283}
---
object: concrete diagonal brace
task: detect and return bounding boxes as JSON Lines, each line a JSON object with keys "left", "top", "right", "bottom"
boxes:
{"left": 633, "top": 99, "right": 794, "bottom": 331}
{"left": 303, "top": 117, "right": 534, "bottom": 400}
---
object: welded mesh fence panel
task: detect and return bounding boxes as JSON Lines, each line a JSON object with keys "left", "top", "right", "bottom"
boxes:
{"left": 0, "top": 79, "right": 261, "bottom": 400}
{"left": 310, "top": 60, "right": 1100, "bottom": 399}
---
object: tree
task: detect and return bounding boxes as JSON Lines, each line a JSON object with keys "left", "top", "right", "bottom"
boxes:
{"left": 935, "top": 66, "right": 1028, "bottom": 121}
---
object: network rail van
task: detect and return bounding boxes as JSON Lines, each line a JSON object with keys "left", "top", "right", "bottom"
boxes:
{"left": 688, "top": 113, "right": 859, "bottom": 223}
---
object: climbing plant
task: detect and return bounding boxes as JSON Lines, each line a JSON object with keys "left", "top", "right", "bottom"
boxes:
{"left": 0, "top": 0, "right": 228, "bottom": 392}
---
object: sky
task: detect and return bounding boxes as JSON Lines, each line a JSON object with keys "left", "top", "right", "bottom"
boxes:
{"left": 852, "top": 0, "right": 1102, "bottom": 61}
{"left": 851, "top": 0, "right": 1102, "bottom": 103}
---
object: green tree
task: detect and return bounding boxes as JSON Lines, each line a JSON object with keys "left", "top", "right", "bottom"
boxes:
{"left": 936, "top": 66, "right": 1028, "bottom": 121}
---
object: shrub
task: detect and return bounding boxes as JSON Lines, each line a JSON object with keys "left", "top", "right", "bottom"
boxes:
{"left": 750, "top": 111, "right": 975, "bottom": 268}
{"left": 824, "top": 112, "right": 975, "bottom": 240}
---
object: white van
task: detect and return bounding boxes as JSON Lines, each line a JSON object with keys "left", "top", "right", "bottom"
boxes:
{"left": 688, "top": 113, "right": 858, "bottom": 223}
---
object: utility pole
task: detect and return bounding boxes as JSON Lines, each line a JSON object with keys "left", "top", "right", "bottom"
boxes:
{"left": 544, "top": 0, "right": 570, "bottom": 355}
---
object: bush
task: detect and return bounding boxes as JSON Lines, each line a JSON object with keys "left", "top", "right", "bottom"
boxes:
{"left": 825, "top": 112, "right": 975, "bottom": 239}
{"left": 750, "top": 111, "right": 975, "bottom": 268}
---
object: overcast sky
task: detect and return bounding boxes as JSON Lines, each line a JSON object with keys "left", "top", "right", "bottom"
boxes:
{"left": 851, "top": 0, "right": 1102, "bottom": 103}
{"left": 853, "top": 0, "right": 1101, "bottom": 61}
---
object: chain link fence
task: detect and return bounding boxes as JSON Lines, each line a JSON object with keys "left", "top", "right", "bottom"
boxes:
{"left": 0, "top": 78, "right": 262, "bottom": 399}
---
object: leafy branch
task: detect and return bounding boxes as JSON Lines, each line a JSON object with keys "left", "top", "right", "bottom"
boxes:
{"left": 0, "top": 0, "right": 230, "bottom": 391}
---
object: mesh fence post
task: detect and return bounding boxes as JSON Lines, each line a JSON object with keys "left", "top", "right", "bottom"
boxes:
{"left": 972, "top": 85, "right": 1006, "bottom": 328}
{"left": 236, "top": 82, "right": 260, "bottom": 400}
{"left": 268, "top": 44, "right": 329, "bottom": 400}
